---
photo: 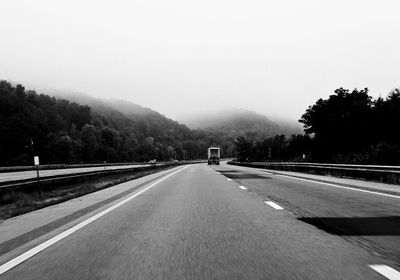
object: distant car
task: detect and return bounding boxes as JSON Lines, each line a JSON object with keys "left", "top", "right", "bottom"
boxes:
{"left": 148, "top": 159, "right": 156, "bottom": 164}
{"left": 173, "top": 160, "right": 179, "bottom": 163}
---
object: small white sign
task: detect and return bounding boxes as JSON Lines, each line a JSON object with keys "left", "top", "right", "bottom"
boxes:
{"left": 34, "top": 156, "right": 39, "bottom": 166}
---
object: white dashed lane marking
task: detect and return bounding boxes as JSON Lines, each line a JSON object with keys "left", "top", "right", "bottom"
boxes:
{"left": 264, "top": 201, "right": 284, "bottom": 210}
{"left": 369, "top": 265, "right": 400, "bottom": 280}
{"left": 238, "top": 186, "right": 247, "bottom": 190}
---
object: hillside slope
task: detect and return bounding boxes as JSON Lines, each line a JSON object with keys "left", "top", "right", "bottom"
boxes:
{"left": 182, "top": 108, "right": 301, "bottom": 140}
{"left": 0, "top": 81, "right": 214, "bottom": 165}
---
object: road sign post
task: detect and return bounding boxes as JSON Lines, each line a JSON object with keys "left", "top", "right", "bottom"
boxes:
{"left": 34, "top": 156, "right": 40, "bottom": 181}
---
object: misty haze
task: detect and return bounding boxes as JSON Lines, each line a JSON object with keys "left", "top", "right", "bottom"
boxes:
{"left": 1, "top": 1, "right": 400, "bottom": 279}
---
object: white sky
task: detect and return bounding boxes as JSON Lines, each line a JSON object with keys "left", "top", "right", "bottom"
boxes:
{"left": 1, "top": 0, "right": 399, "bottom": 121}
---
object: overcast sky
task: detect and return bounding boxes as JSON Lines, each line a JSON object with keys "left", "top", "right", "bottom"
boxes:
{"left": 1, "top": 0, "right": 399, "bottom": 121}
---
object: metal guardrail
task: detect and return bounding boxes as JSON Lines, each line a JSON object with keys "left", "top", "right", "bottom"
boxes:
{"left": 0, "top": 162, "right": 146, "bottom": 173}
{"left": 252, "top": 162, "right": 400, "bottom": 173}
{"left": 0, "top": 166, "right": 146, "bottom": 190}
{"left": 0, "top": 160, "right": 209, "bottom": 173}
{"left": 0, "top": 161, "right": 205, "bottom": 191}
{"left": 228, "top": 161, "right": 400, "bottom": 184}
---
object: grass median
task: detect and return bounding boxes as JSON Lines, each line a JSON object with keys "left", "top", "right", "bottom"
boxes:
{"left": 0, "top": 165, "right": 176, "bottom": 220}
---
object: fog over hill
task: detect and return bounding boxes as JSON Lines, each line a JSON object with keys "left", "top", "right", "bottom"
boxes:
{"left": 46, "top": 89, "right": 162, "bottom": 118}
{"left": 179, "top": 108, "right": 302, "bottom": 140}
{"left": 7, "top": 80, "right": 398, "bottom": 165}
{"left": 1, "top": 81, "right": 216, "bottom": 164}
{"left": 11, "top": 81, "right": 303, "bottom": 138}
{"left": 46, "top": 88, "right": 303, "bottom": 159}
{"left": 47, "top": 87, "right": 303, "bottom": 140}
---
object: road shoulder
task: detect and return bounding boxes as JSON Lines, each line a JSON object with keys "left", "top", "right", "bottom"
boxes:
{"left": 0, "top": 166, "right": 183, "bottom": 260}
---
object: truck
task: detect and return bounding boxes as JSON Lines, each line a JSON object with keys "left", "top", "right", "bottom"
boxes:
{"left": 208, "top": 147, "right": 220, "bottom": 165}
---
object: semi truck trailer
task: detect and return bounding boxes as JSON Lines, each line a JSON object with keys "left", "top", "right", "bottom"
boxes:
{"left": 208, "top": 147, "right": 220, "bottom": 165}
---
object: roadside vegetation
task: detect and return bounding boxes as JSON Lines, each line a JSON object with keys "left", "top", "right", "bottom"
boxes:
{"left": 1, "top": 81, "right": 399, "bottom": 166}
{"left": 0, "top": 81, "right": 217, "bottom": 165}
{"left": 0, "top": 165, "right": 175, "bottom": 220}
{"left": 235, "top": 88, "right": 400, "bottom": 165}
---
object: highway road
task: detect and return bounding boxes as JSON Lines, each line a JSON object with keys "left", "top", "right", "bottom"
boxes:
{"left": 0, "top": 164, "right": 152, "bottom": 183}
{"left": 0, "top": 163, "right": 399, "bottom": 279}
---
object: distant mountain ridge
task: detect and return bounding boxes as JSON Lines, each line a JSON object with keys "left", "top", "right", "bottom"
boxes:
{"left": 47, "top": 89, "right": 162, "bottom": 118}
{"left": 1, "top": 81, "right": 218, "bottom": 164}
{"left": 16, "top": 82, "right": 302, "bottom": 141}
{"left": 48, "top": 90, "right": 302, "bottom": 159}
{"left": 180, "top": 108, "right": 301, "bottom": 141}
{"left": 1, "top": 80, "right": 305, "bottom": 165}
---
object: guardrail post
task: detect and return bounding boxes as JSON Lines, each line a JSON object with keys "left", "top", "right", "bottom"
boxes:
{"left": 34, "top": 156, "right": 40, "bottom": 185}
{"left": 36, "top": 166, "right": 40, "bottom": 181}
{"left": 35, "top": 164, "right": 41, "bottom": 191}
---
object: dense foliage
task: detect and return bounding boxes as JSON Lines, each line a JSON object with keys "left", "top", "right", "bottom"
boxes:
{"left": 2, "top": 81, "right": 399, "bottom": 166}
{"left": 234, "top": 134, "right": 312, "bottom": 162}
{"left": 235, "top": 88, "right": 400, "bottom": 164}
{"left": 181, "top": 109, "right": 302, "bottom": 161}
{"left": 0, "top": 81, "right": 218, "bottom": 165}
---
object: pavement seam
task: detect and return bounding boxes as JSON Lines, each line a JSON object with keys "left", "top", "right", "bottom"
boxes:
{"left": 233, "top": 164, "right": 400, "bottom": 197}
{"left": 276, "top": 174, "right": 400, "bottom": 199}
{"left": 257, "top": 169, "right": 400, "bottom": 197}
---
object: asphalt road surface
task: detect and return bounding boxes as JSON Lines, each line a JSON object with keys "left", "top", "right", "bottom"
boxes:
{"left": 1, "top": 163, "right": 399, "bottom": 279}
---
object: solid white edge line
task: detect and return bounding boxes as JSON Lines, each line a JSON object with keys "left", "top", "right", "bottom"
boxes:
{"left": 0, "top": 165, "right": 190, "bottom": 276}
{"left": 277, "top": 175, "right": 400, "bottom": 199}
{"left": 264, "top": 201, "right": 284, "bottom": 210}
{"left": 238, "top": 185, "right": 247, "bottom": 190}
{"left": 369, "top": 265, "right": 400, "bottom": 280}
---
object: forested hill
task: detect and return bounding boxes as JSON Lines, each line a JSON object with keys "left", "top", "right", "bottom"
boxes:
{"left": 3, "top": 81, "right": 398, "bottom": 166}
{"left": 0, "top": 81, "right": 216, "bottom": 165}
{"left": 182, "top": 108, "right": 301, "bottom": 141}
{"left": 47, "top": 89, "right": 162, "bottom": 117}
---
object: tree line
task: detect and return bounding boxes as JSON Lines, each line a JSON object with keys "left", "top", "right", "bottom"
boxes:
{"left": 235, "top": 88, "right": 400, "bottom": 165}
{"left": 0, "top": 81, "right": 219, "bottom": 165}
{"left": 2, "top": 81, "right": 399, "bottom": 166}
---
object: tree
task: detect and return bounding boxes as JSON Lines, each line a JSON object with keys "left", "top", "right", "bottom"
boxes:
{"left": 299, "top": 88, "right": 373, "bottom": 161}
{"left": 287, "top": 134, "right": 312, "bottom": 160}
{"left": 234, "top": 137, "right": 253, "bottom": 162}
{"left": 81, "top": 124, "right": 99, "bottom": 162}
{"left": 374, "top": 89, "right": 400, "bottom": 145}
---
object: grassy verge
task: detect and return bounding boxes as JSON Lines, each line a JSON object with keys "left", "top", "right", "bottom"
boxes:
{"left": 0, "top": 165, "right": 174, "bottom": 220}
